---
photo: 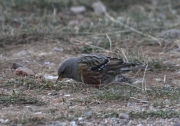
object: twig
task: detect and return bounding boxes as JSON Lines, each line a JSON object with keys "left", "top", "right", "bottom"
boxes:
{"left": 163, "top": 74, "right": 167, "bottom": 89}
{"left": 106, "top": 34, "right": 112, "bottom": 53}
{"left": 142, "top": 63, "right": 148, "bottom": 93}
{"left": 130, "top": 97, "right": 149, "bottom": 103}
{"left": 123, "top": 82, "right": 142, "bottom": 90}
{"left": 85, "top": 30, "right": 131, "bottom": 36}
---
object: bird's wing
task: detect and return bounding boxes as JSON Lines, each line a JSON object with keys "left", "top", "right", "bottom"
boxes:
{"left": 105, "top": 58, "right": 126, "bottom": 70}
{"left": 78, "top": 54, "right": 110, "bottom": 71}
{"left": 78, "top": 54, "right": 126, "bottom": 71}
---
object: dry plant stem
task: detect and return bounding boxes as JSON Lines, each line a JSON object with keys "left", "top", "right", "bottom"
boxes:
{"left": 53, "top": 8, "right": 57, "bottom": 21}
{"left": 106, "top": 34, "right": 112, "bottom": 53}
{"left": 124, "top": 83, "right": 142, "bottom": 90}
{"left": 104, "top": 12, "right": 162, "bottom": 46}
{"left": 142, "top": 63, "right": 148, "bottom": 93}
{"left": 80, "top": 72, "right": 85, "bottom": 85}
{"left": 140, "top": 47, "right": 145, "bottom": 64}
{"left": 163, "top": 75, "right": 167, "bottom": 88}
{"left": 164, "top": 75, "right": 166, "bottom": 83}
{"left": 175, "top": 40, "right": 180, "bottom": 48}
{"left": 88, "top": 30, "right": 130, "bottom": 36}
{"left": 130, "top": 97, "right": 148, "bottom": 103}
{"left": 106, "top": 34, "right": 112, "bottom": 52}
{"left": 133, "top": 69, "right": 142, "bottom": 78}
{"left": 120, "top": 48, "right": 129, "bottom": 62}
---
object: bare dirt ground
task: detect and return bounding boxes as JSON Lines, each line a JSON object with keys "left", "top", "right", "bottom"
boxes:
{"left": 0, "top": 0, "right": 180, "bottom": 126}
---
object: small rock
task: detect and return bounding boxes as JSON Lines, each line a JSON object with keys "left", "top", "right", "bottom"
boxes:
{"left": 44, "top": 74, "right": 58, "bottom": 80}
{"left": 48, "top": 90, "right": 57, "bottom": 96}
{"left": 119, "top": 113, "right": 129, "bottom": 119}
{"left": 152, "top": 0, "right": 159, "bottom": 6}
{"left": 64, "top": 79, "right": 73, "bottom": 82}
{"left": 70, "top": 6, "right": 86, "bottom": 14}
{"left": 17, "top": 86, "right": 26, "bottom": 92}
{"left": 115, "top": 75, "right": 132, "bottom": 83}
{"left": 64, "top": 94, "right": 71, "bottom": 97}
{"left": 176, "top": 71, "right": 180, "bottom": 76}
{"left": 0, "top": 16, "right": 5, "bottom": 22}
{"left": 140, "top": 100, "right": 149, "bottom": 104}
{"left": 99, "top": 121, "right": 107, "bottom": 126}
{"left": 127, "top": 102, "right": 135, "bottom": 107}
{"left": 164, "top": 99, "right": 170, "bottom": 104}
{"left": 68, "top": 20, "right": 79, "bottom": 25}
{"left": 44, "top": 62, "right": 50, "bottom": 65}
{"left": 53, "top": 47, "right": 64, "bottom": 52}
{"left": 172, "top": 80, "right": 180, "bottom": 85}
{"left": 13, "top": 50, "right": 27, "bottom": 57}
{"left": 159, "top": 29, "right": 180, "bottom": 39}
{"left": 112, "top": 118, "right": 121, "bottom": 124}
{"left": 15, "top": 67, "right": 35, "bottom": 76}
{"left": 172, "top": 122, "right": 180, "bottom": 126}
{"left": 11, "top": 63, "right": 23, "bottom": 69}
{"left": 170, "top": 48, "right": 180, "bottom": 53}
{"left": 176, "top": 71, "right": 180, "bottom": 75}
{"left": 4, "top": 119, "right": 9, "bottom": 124}
{"left": 149, "top": 105, "right": 156, "bottom": 111}
{"left": 48, "top": 121, "right": 62, "bottom": 126}
{"left": 70, "top": 121, "right": 78, "bottom": 126}
{"left": 22, "top": 60, "right": 29, "bottom": 63}
{"left": 127, "top": 120, "right": 133, "bottom": 125}
{"left": 163, "top": 84, "right": 170, "bottom": 90}
{"left": 154, "top": 78, "right": 162, "bottom": 82}
{"left": 34, "top": 112, "right": 42, "bottom": 115}
{"left": 84, "top": 110, "right": 93, "bottom": 116}
{"left": 137, "top": 124, "right": 143, "bottom": 126}
{"left": 133, "top": 78, "right": 143, "bottom": 85}
{"left": 92, "top": 1, "right": 106, "bottom": 15}
{"left": 0, "top": 119, "right": 5, "bottom": 123}
{"left": 129, "top": 5, "right": 145, "bottom": 15}
{"left": 163, "top": 60, "right": 176, "bottom": 66}
{"left": 78, "top": 117, "right": 83, "bottom": 121}
{"left": 0, "top": 119, "right": 9, "bottom": 124}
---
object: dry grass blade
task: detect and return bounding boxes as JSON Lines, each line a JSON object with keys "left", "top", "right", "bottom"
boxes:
{"left": 142, "top": 63, "right": 148, "bottom": 93}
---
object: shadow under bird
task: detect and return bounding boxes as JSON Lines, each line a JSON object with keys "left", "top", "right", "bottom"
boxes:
{"left": 57, "top": 54, "right": 140, "bottom": 85}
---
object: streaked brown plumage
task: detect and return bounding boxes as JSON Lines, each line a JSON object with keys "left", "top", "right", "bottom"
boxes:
{"left": 57, "top": 54, "right": 136, "bottom": 84}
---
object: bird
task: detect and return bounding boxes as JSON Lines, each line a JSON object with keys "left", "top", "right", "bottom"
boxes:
{"left": 56, "top": 54, "right": 137, "bottom": 85}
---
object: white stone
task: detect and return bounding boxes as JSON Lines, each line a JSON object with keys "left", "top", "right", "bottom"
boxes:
{"left": 92, "top": 1, "right": 106, "bottom": 15}
{"left": 70, "top": 6, "right": 86, "bottom": 14}
{"left": 119, "top": 113, "right": 129, "bottom": 119}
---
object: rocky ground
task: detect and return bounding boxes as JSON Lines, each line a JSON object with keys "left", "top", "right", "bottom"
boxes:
{"left": 0, "top": 0, "right": 180, "bottom": 126}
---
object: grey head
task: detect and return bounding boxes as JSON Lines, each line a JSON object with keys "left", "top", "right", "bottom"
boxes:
{"left": 57, "top": 57, "right": 79, "bottom": 81}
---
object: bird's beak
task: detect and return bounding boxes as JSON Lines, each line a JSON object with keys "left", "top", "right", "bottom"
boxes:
{"left": 56, "top": 76, "right": 62, "bottom": 83}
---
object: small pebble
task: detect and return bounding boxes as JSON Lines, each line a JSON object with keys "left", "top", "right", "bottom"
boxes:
{"left": 119, "top": 113, "right": 129, "bottom": 119}
{"left": 53, "top": 47, "right": 64, "bottom": 52}
{"left": 70, "top": 6, "right": 86, "bottom": 14}
{"left": 92, "top": 1, "right": 106, "bottom": 15}
{"left": 15, "top": 67, "right": 34, "bottom": 76}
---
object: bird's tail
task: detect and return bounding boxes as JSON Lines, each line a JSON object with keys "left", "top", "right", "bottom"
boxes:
{"left": 120, "top": 64, "right": 152, "bottom": 73}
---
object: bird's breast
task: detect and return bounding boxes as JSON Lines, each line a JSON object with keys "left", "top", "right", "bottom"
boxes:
{"left": 78, "top": 63, "right": 105, "bottom": 84}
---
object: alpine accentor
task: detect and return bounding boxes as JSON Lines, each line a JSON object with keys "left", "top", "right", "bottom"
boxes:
{"left": 57, "top": 54, "right": 137, "bottom": 84}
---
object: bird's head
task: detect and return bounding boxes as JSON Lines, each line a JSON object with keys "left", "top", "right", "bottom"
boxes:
{"left": 56, "top": 58, "right": 77, "bottom": 82}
